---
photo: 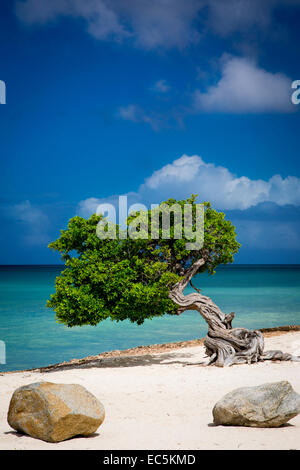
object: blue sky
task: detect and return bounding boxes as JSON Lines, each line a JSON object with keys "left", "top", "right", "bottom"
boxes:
{"left": 0, "top": 0, "right": 300, "bottom": 264}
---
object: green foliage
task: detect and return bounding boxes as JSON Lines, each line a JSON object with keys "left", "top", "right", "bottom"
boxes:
{"left": 47, "top": 197, "right": 240, "bottom": 326}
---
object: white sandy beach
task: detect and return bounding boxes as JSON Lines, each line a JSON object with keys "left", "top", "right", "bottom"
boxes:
{"left": 0, "top": 331, "right": 300, "bottom": 450}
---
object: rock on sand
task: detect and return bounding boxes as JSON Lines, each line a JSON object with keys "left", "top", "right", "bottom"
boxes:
{"left": 7, "top": 381, "right": 105, "bottom": 442}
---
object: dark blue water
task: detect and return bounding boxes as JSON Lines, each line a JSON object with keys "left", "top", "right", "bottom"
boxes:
{"left": 0, "top": 265, "right": 299, "bottom": 372}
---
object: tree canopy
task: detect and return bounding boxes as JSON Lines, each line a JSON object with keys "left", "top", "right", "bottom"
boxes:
{"left": 47, "top": 196, "right": 240, "bottom": 327}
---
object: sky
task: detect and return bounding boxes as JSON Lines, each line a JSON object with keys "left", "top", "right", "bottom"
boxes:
{"left": 0, "top": 0, "right": 300, "bottom": 264}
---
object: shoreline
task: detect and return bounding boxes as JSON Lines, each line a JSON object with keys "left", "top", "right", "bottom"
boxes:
{"left": 2, "top": 324, "right": 300, "bottom": 375}
{"left": 1, "top": 329, "right": 300, "bottom": 449}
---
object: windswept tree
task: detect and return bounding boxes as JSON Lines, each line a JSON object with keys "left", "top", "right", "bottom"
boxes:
{"left": 47, "top": 196, "right": 298, "bottom": 367}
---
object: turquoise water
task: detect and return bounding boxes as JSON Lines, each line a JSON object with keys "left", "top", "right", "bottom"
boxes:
{"left": 0, "top": 265, "right": 300, "bottom": 372}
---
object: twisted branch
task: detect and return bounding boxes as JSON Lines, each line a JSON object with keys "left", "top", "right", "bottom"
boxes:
{"left": 169, "top": 259, "right": 299, "bottom": 367}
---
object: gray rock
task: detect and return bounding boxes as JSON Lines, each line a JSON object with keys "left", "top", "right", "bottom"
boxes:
{"left": 7, "top": 381, "right": 105, "bottom": 442}
{"left": 213, "top": 381, "right": 300, "bottom": 427}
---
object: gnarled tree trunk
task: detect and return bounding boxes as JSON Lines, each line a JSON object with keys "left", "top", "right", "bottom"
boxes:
{"left": 169, "top": 258, "right": 299, "bottom": 367}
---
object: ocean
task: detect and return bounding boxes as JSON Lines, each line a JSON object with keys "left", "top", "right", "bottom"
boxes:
{"left": 0, "top": 265, "right": 299, "bottom": 372}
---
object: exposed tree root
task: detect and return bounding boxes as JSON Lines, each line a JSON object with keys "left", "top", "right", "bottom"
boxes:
{"left": 169, "top": 258, "right": 300, "bottom": 367}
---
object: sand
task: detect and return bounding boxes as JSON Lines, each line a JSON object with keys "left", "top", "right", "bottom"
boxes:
{"left": 1, "top": 331, "right": 300, "bottom": 450}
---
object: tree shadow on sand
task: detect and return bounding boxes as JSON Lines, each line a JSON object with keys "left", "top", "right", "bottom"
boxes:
{"left": 39, "top": 351, "right": 206, "bottom": 373}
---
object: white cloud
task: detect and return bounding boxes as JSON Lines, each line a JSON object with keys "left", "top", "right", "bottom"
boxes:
{"left": 139, "top": 155, "right": 269, "bottom": 209}
{"left": 141, "top": 154, "right": 300, "bottom": 209}
{"left": 76, "top": 155, "right": 300, "bottom": 257}
{"left": 78, "top": 154, "right": 300, "bottom": 215}
{"left": 194, "top": 56, "right": 293, "bottom": 113}
{"left": 144, "top": 155, "right": 204, "bottom": 189}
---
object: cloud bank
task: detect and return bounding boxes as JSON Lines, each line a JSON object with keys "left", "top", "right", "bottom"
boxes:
{"left": 3, "top": 157, "right": 299, "bottom": 260}
{"left": 194, "top": 56, "right": 293, "bottom": 113}
{"left": 76, "top": 155, "right": 300, "bottom": 260}
{"left": 78, "top": 154, "right": 300, "bottom": 214}
{"left": 16, "top": 0, "right": 300, "bottom": 50}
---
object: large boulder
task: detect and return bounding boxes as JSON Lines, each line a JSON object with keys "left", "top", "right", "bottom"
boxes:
{"left": 7, "top": 381, "right": 105, "bottom": 442}
{"left": 213, "top": 381, "right": 300, "bottom": 427}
